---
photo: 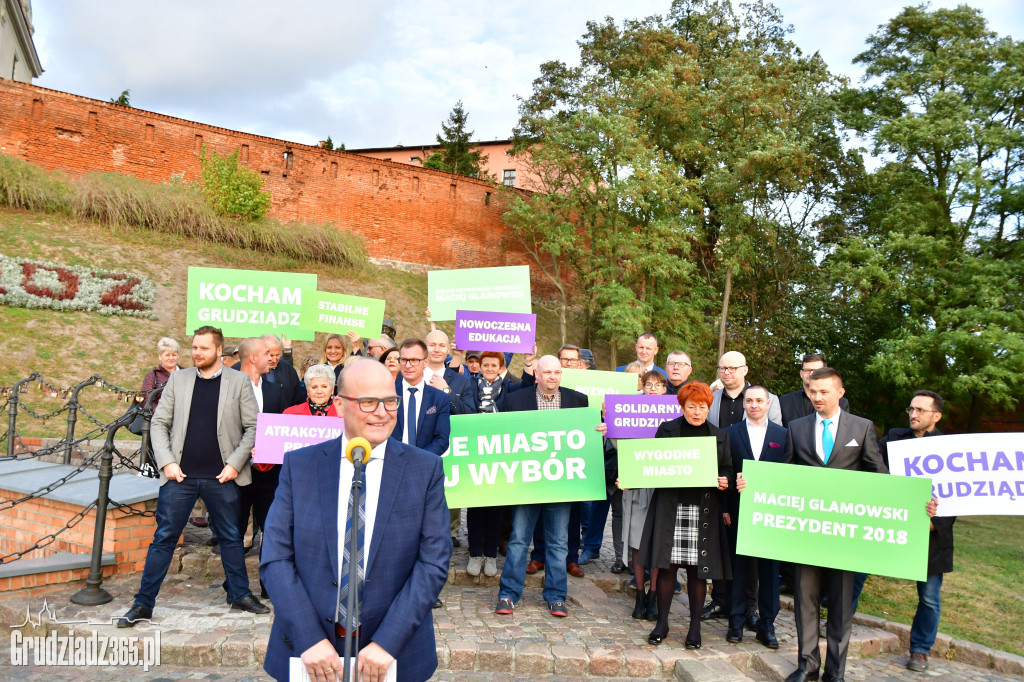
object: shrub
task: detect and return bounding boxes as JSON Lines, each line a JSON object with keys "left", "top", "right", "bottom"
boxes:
{"left": 199, "top": 146, "right": 273, "bottom": 221}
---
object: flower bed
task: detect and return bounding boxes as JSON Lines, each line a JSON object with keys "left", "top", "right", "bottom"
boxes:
{"left": 0, "top": 254, "right": 156, "bottom": 318}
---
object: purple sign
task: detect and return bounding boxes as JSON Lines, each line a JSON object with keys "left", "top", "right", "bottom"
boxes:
{"left": 454, "top": 310, "right": 536, "bottom": 354}
{"left": 253, "top": 412, "right": 344, "bottom": 464}
{"left": 604, "top": 395, "right": 682, "bottom": 439}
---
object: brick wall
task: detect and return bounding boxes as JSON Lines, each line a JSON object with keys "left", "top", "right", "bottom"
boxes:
{"left": 0, "top": 79, "right": 539, "bottom": 279}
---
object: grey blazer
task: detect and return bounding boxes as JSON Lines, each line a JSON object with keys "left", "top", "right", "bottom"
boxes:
{"left": 150, "top": 366, "right": 260, "bottom": 487}
{"left": 787, "top": 411, "right": 887, "bottom": 474}
{"left": 708, "top": 385, "right": 782, "bottom": 428}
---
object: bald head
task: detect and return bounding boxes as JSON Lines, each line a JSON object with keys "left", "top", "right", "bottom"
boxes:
{"left": 536, "top": 355, "right": 562, "bottom": 397}
{"left": 239, "top": 337, "right": 270, "bottom": 376}
{"left": 425, "top": 330, "right": 451, "bottom": 369}
{"left": 337, "top": 358, "right": 400, "bottom": 446}
{"left": 718, "top": 350, "right": 748, "bottom": 391}
{"left": 337, "top": 357, "right": 393, "bottom": 395}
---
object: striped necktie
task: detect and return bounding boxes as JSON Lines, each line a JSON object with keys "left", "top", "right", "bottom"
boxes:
{"left": 338, "top": 467, "right": 366, "bottom": 626}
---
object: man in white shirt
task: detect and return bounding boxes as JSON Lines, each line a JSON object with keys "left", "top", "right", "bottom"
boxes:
{"left": 722, "top": 386, "right": 791, "bottom": 648}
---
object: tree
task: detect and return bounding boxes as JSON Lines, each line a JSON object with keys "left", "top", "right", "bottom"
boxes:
{"left": 422, "top": 101, "right": 489, "bottom": 179}
{"left": 199, "top": 146, "right": 273, "bottom": 221}
{"left": 823, "top": 5, "right": 1024, "bottom": 429}
{"left": 321, "top": 136, "right": 334, "bottom": 150}
{"left": 110, "top": 89, "right": 131, "bottom": 106}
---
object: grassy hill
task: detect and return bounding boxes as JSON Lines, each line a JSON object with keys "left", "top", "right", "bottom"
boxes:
{"left": 0, "top": 207, "right": 587, "bottom": 432}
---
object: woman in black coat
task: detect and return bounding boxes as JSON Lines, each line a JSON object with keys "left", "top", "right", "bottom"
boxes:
{"left": 638, "top": 381, "right": 732, "bottom": 648}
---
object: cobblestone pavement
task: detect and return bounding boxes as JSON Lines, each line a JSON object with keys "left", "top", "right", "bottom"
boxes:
{"left": 0, "top": 515, "right": 1020, "bottom": 681}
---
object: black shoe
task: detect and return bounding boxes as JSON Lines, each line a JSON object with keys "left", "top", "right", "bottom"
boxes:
{"left": 784, "top": 671, "right": 820, "bottom": 682}
{"left": 610, "top": 560, "right": 626, "bottom": 574}
{"left": 451, "top": 537, "right": 461, "bottom": 548}
{"left": 433, "top": 598, "right": 443, "bottom": 609}
{"left": 631, "top": 590, "right": 648, "bottom": 619}
{"left": 648, "top": 627, "right": 668, "bottom": 645}
{"left": 260, "top": 587, "right": 269, "bottom": 599}
{"left": 756, "top": 628, "right": 779, "bottom": 649}
{"left": 745, "top": 608, "right": 759, "bottom": 631}
{"left": 644, "top": 591, "right": 658, "bottom": 621}
{"left": 726, "top": 627, "right": 743, "bottom": 643}
{"left": 821, "top": 675, "right": 843, "bottom": 682}
{"left": 205, "top": 537, "right": 219, "bottom": 546}
{"left": 700, "top": 601, "right": 726, "bottom": 620}
{"left": 116, "top": 604, "right": 152, "bottom": 628}
{"left": 685, "top": 635, "right": 702, "bottom": 649}
{"left": 230, "top": 594, "right": 270, "bottom": 614}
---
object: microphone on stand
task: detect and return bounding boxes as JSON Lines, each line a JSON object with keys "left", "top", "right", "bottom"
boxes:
{"left": 345, "top": 436, "right": 372, "bottom": 469}
{"left": 338, "top": 436, "right": 372, "bottom": 682}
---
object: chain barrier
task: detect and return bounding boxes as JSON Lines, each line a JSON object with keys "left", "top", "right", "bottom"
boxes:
{"left": 16, "top": 401, "right": 70, "bottom": 420}
{"left": 0, "top": 501, "right": 99, "bottom": 564}
{"left": 107, "top": 499, "right": 157, "bottom": 518}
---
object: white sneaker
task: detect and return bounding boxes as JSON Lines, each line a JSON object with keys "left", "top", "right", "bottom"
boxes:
{"left": 483, "top": 557, "right": 498, "bottom": 576}
{"left": 467, "top": 556, "right": 483, "bottom": 576}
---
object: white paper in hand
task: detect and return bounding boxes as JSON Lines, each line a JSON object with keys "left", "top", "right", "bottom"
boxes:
{"left": 289, "top": 656, "right": 397, "bottom": 682}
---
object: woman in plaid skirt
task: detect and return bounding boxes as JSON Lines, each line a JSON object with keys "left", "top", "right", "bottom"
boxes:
{"left": 638, "top": 382, "right": 732, "bottom": 648}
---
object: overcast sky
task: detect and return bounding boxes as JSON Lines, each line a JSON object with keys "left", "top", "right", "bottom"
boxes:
{"left": 30, "top": 1, "right": 1023, "bottom": 150}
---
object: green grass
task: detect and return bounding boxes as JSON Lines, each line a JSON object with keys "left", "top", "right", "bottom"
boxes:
{"left": 857, "top": 515, "right": 1024, "bottom": 656}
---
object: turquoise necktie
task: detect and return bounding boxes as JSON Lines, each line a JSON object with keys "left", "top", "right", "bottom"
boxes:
{"left": 822, "top": 418, "right": 834, "bottom": 464}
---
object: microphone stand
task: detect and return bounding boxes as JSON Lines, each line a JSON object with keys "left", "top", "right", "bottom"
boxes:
{"left": 337, "top": 446, "right": 367, "bottom": 682}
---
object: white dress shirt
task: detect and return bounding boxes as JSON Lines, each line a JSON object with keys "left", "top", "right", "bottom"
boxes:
{"left": 250, "top": 376, "right": 264, "bottom": 413}
{"left": 745, "top": 418, "right": 768, "bottom": 460}
{"left": 814, "top": 410, "right": 842, "bottom": 462}
{"left": 336, "top": 435, "right": 387, "bottom": 575}
{"left": 401, "top": 378, "right": 426, "bottom": 444}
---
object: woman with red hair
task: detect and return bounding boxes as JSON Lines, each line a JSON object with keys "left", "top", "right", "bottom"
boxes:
{"left": 639, "top": 381, "right": 732, "bottom": 648}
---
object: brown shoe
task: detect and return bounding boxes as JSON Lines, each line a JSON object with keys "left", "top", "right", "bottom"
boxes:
{"left": 526, "top": 560, "right": 544, "bottom": 574}
{"left": 567, "top": 562, "right": 585, "bottom": 577}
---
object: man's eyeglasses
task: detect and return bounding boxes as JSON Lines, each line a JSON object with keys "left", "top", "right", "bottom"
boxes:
{"left": 718, "top": 365, "right": 745, "bottom": 374}
{"left": 338, "top": 395, "right": 401, "bottom": 412}
{"left": 666, "top": 361, "right": 691, "bottom": 368}
{"left": 559, "top": 357, "right": 580, "bottom": 366}
{"left": 398, "top": 357, "right": 424, "bottom": 366}
{"left": 906, "top": 406, "right": 936, "bottom": 415}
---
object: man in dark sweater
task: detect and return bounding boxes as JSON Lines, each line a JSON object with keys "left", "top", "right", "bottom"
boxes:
{"left": 118, "top": 326, "right": 267, "bottom": 627}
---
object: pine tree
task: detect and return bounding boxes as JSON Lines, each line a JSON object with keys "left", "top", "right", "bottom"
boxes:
{"left": 423, "top": 101, "right": 489, "bottom": 179}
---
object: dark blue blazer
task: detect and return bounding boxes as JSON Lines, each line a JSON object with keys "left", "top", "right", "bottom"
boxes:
{"left": 443, "top": 367, "right": 478, "bottom": 415}
{"left": 499, "top": 385, "right": 589, "bottom": 413}
{"left": 392, "top": 378, "right": 451, "bottom": 455}
{"left": 723, "top": 420, "right": 790, "bottom": 516}
{"left": 616, "top": 363, "right": 666, "bottom": 378}
{"left": 260, "top": 437, "right": 452, "bottom": 682}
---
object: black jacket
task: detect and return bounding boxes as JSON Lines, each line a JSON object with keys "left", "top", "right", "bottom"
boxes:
{"left": 779, "top": 389, "right": 850, "bottom": 427}
{"left": 498, "top": 384, "right": 588, "bottom": 412}
{"left": 879, "top": 427, "right": 955, "bottom": 574}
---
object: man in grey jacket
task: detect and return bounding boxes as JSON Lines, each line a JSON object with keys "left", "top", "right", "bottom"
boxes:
{"left": 118, "top": 326, "right": 268, "bottom": 627}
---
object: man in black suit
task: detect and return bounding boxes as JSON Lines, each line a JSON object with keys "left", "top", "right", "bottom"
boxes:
{"left": 723, "top": 386, "right": 790, "bottom": 649}
{"left": 785, "top": 368, "right": 887, "bottom": 682}
{"left": 231, "top": 337, "right": 287, "bottom": 598}
{"left": 779, "top": 353, "right": 850, "bottom": 427}
{"left": 261, "top": 334, "right": 306, "bottom": 407}
{"left": 495, "top": 355, "right": 588, "bottom": 619}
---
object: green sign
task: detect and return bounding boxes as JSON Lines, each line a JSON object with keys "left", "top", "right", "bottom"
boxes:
{"left": 299, "top": 289, "right": 386, "bottom": 336}
{"left": 427, "top": 265, "right": 532, "bottom": 320}
{"left": 617, "top": 437, "right": 718, "bottom": 489}
{"left": 559, "top": 368, "right": 640, "bottom": 399}
{"left": 444, "top": 407, "right": 605, "bottom": 507}
{"left": 736, "top": 460, "right": 933, "bottom": 581}
{"left": 186, "top": 267, "right": 317, "bottom": 341}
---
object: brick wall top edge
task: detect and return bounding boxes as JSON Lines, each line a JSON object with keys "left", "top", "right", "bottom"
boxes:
{"left": 0, "top": 78, "right": 533, "bottom": 196}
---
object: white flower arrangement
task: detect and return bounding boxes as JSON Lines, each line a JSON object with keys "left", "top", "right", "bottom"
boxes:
{"left": 0, "top": 254, "right": 157, "bottom": 318}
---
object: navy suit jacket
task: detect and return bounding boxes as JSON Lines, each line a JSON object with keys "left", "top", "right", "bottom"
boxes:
{"left": 499, "top": 385, "right": 589, "bottom": 412}
{"left": 260, "top": 438, "right": 452, "bottom": 682}
{"left": 723, "top": 420, "right": 791, "bottom": 516}
{"left": 442, "top": 367, "right": 478, "bottom": 415}
{"left": 392, "top": 378, "right": 451, "bottom": 455}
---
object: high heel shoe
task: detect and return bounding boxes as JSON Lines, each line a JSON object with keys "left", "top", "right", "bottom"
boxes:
{"left": 684, "top": 635, "right": 702, "bottom": 649}
{"left": 648, "top": 627, "right": 668, "bottom": 645}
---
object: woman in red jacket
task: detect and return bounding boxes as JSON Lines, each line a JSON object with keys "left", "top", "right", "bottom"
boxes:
{"left": 283, "top": 364, "right": 339, "bottom": 417}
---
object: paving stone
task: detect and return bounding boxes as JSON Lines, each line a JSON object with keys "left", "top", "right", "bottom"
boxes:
{"left": 623, "top": 648, "right": 660, "bottom": 677}
{"left": 447, "top": 641, "right": 476, "bottom": 670}
{"left": 674, "top": 658, "right": 749, "bottom": 682}
{"left": 515, "top": 642, "right": 553, "bottom": 674}
{"left": 551, "top": 644, "right": 589, "bottom": 675}
{"left": 589, "top": 648, "right": 623, "bottom": 676}
{"left": 847, "top": 625, "right": 900, "bottom": 657}
{"left": 992, "top": 649, "right": 1024, "bottom": 675}
{"left": 221, "top": 634, "right": 254, "bottom": 668}
{"left": 475, "top": 642, "right": 512, "bottom": 671}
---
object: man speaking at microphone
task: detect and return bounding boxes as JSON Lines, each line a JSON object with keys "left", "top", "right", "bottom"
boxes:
{"left": 260, "top": 358, "right": 452, "bottom": 682}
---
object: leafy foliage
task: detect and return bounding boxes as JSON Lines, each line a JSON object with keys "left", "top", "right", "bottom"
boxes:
{"left": 198, "top": 145, "right": 273, "bottom": 221}
{"left": 109, "top": 89, "right": 131, "bottom": 106}
{"left": 422, "top": 101, "right": 489, "bottom": 179}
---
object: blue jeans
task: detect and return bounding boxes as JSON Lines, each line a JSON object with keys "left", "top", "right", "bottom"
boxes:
{"left": 531, "top": 501, "right": 582, "bottom": 564}
{"left": 134, "top": 478, "right": 251, "bottom": 610}
{"left": 499, "top": 502, "right": 570, "bottom": 605}
{"left": 851, "top": 571, "right": 869, "bottom": 613}
{"left": 910, "top": 573, "right": 943, "bottom": 654}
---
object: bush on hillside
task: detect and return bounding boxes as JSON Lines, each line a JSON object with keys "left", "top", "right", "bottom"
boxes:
{"left": 0, "top": 153, "right": 367, "bottom": 270}
{"left": 199, "top": 145, "right": 273, "bottom": 221}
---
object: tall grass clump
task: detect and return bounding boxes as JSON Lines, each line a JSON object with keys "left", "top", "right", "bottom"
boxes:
{"left": 0, "top": 153, "right": 367, "bottom": 270}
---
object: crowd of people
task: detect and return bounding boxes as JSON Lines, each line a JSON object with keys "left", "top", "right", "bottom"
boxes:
{"left": 122, "top": 322, "right": 953, "bottom": 682}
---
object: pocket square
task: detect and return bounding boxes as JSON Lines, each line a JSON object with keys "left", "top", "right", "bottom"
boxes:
{"left": 846, "top": 438, "right": 859, "bottom": 447}
{"left": 426, "top": 406, "right": 437, "bottom": 415}
{"left": 768, "top": 442, "right": 781, "bottom": 448}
